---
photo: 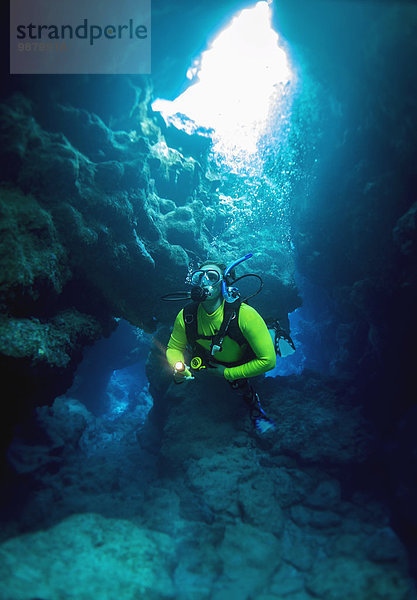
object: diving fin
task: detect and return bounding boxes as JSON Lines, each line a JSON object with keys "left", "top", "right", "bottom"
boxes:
{"left": 276, "top": 335, "right": 296, "bottom": 358}
{"left": 254, "top": 416, "right": 277, "bottom": 434}
{"left": 268, "top": 321, "right": 296, "bottom": 358}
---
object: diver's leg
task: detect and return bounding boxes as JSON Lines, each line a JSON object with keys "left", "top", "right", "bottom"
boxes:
{"left": 230, "top": 379, "right": 276, "bottom": 433}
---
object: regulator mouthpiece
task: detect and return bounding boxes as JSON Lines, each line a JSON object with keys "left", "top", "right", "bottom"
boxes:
{"left": 174, "top": 361, "right": 185, "bottom": 372}
{"left": 191, "top": 286, "right": 209, "bottom": 302}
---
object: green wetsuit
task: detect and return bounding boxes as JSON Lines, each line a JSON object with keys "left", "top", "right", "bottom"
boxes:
{"left": 166, "top": 301, "right": 276, "bottom": 381}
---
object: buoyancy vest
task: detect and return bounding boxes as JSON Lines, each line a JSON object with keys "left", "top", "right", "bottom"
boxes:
{"left": 182, "top": 301, "right": 295, "bottom": 367}
{"left": 183, "top": 300, "right": 250, "bottom": 362}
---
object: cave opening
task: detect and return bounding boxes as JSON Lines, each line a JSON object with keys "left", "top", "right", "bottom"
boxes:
{"left": 55, "top": 0, "right": 342, "bottom": 422}
{"left": 152, "top": 0, "right": 292, "bottom": 158}
{"left": 151, "top": 0, "right": 328, "bottom": 378}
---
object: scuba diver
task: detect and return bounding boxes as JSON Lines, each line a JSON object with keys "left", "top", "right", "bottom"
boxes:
{"left": 162, "top": 253, "right": 278, "bottom": 434}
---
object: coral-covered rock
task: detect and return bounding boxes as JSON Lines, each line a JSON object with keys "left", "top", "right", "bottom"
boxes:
{"left": 149, "top": 140, "right": 199, "bottom": 203}
{"left": 238, "top": 475, "right": 285, "bottom": 535}
{"left": 0, "top": 513, "right": 175, "bottom": 600}
{"left": 259, "top": 375, "right": 375, "bottom": 464}
{"left": 393, "top": 201, "right": 417, "bottom": 257}
{"left": 214, "top": 522, "right": 282, "bottom": 598}
{"left": 0, "top": 186, "right": 69, "bottom": 312}
{"left": 0, "top": 90, "right": 193, "bottom": 440}
{"left": 305, "top": 556, "right": 411, "bottom": 600}
{"left": 0, "top": 307, "right": 105, "bottom": 453}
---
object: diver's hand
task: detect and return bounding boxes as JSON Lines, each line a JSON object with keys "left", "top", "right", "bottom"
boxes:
{"left": 173, "top": 364, "right": 193, "bottom": 384}
{"left": 209, "top": 364, "right": 227, "bottom": 378}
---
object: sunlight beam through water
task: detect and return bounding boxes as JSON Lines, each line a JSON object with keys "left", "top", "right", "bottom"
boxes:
{"left": 152, "top": 1, "right": 292, "bottom": 157}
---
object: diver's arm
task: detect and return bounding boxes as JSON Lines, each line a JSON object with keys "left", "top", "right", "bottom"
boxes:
{"left": 166, "top": 311, "right": 188, "bottom": 367}
{"left": 223, "top": 306, "right": 276, "bottom": 381}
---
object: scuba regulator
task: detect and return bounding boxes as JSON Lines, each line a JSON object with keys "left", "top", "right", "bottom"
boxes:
{"left": 190, "top": 356, "right": 205, "bottom": 370}
{"left": 189, "top": 355, "right": 218, "bottom": 371}
{"left": 161, "top": 252, "right": 262, "bottom": 305}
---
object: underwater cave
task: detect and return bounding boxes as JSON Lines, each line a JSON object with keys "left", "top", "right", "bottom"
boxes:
{"left": 1, "top": 0, "right": 417, "bottom": 598}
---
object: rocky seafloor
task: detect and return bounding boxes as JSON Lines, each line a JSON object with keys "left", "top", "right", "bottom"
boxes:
{"left": 1, "top": 360, "right": 416, "bottom": 600}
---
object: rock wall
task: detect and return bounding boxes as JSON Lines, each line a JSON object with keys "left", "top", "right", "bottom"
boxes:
{"left": 275, "top": 0, "right": 417, "bottom": 408}
{"left": 0, "top": 84, "right": 183, "bottom": 444}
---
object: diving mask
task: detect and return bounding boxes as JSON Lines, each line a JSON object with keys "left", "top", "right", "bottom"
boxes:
{"left": 190, "top": 270, "right": 221, "bottom": 287}
{"left": 190, "top": 269, "right": 222, "bottom": 302}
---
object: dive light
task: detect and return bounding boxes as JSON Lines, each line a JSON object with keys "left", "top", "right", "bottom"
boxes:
{"left": 173, "top": 361, "right": 194, "bottom": 382}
